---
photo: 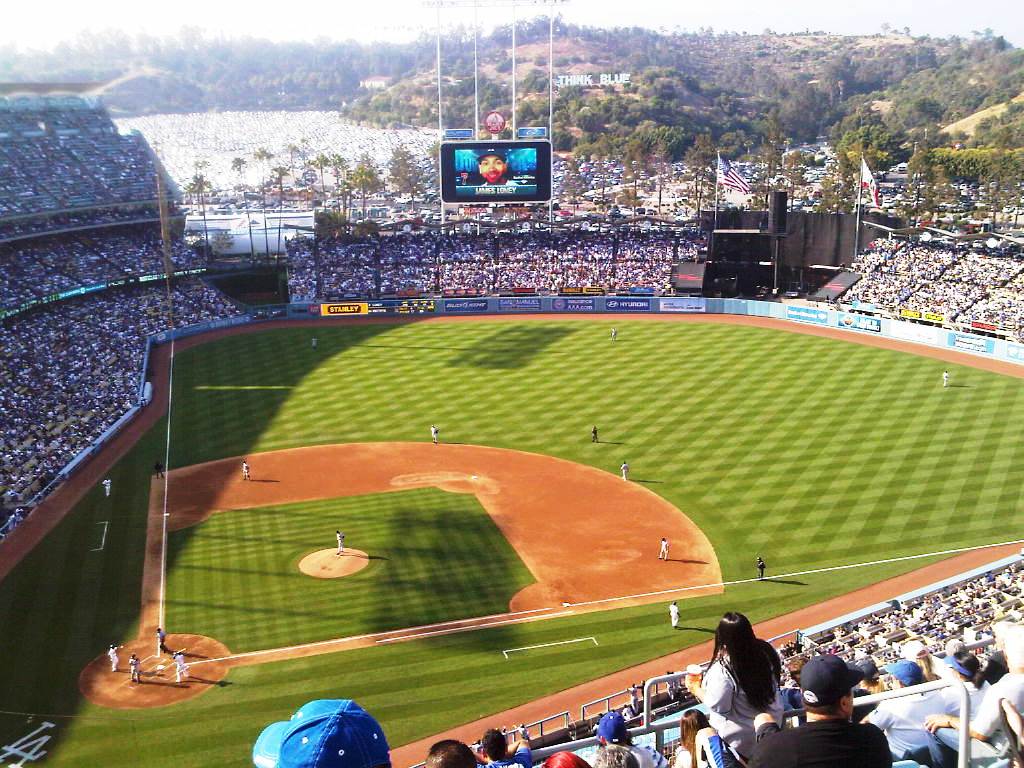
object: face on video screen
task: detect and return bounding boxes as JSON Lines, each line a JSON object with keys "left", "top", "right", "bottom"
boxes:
{"left": 441, "top": 141, "right": 550, "bottom": 203}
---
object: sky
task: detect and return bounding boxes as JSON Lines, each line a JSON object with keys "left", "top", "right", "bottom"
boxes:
{"left": 3, "top": 0, "right": 1022, "bottom": 51}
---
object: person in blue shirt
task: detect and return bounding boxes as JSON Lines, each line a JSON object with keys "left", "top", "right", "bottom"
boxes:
{"left": 477, "top": 727, "right": 530, "bottom": 768}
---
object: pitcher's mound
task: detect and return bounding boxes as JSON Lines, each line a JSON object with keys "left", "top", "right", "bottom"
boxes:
{"left": 299, "top": 548, "right": 371, "bottom": 579}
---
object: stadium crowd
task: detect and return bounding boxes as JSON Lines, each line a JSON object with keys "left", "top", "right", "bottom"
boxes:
{"left": 846, "top": 239, "right": 1024, "bottom": 338}
{"left": 0, "top": 98, "right": 160, "bottom": 221}
{"left": 1, "top": 280, "right": 239, "bottom": 521}
{"left": 0, "top": 226, "right": 204, "bottom": 311}
{"left": 287, "top": 230, "right": 701, "bottom": 300}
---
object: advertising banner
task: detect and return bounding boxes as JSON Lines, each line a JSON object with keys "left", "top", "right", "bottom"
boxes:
{"left": 924, "top": 312, "right": 945, "bottom": 324}
{"left": 889, "top": 321, "right": 940, "bottom": 345}
{"left": 320, "top": 302, "right": 368, "bottom": 316}
{"left": 786, "top": 306, "right": 829, "bottom": 325}
{"left": 659, "top": 297, "right": 706, "bottom": 313}
{"left": 498, "top": 297, "right": 542, "bottom": 311}
{"left": 551, "top": 297, "right": 596, "bottom": 312}
{"left": 445, "top": 299, "right": 490, "bottom": 313}
{"left": 900, "top": 309, "right": 922, "bottom": 320}
{"left": 836, "top": 312, "right": 881, "bottom": 333}
{"left": 605, "top": 297, "right": 652, "bottom": 312}
{"left": 971, "top": 320, "right": 998, "bottom": 332}
{"left": 1007, "top": 343, "right": 1024, "bottom": 362}
{"left": 947, "top": 332, "right": 995, "bottom": 355}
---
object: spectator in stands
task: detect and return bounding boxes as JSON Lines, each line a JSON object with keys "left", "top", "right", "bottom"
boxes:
{"left": 925, "top": 623, "right": 1024, "bottom": 768}
{"left": 594, "top": 746, "right": 638, "bottom": 768}
{"left": 852, "top": 659, "right": 886, "bottom": 696}
{"left": 981, "top": 621, "right": 1018, "bottom": 686}
{"left": 748, "top": 654, "right": 893, "bottom": 768}
{"left": 478, "top": 727, "right": 530, "bottom": 768}
{"left": 940, "top": 650, "right": 989, "bottom": 716}
{"left": 867, "top": 659, "right": 944, "bottom": 762}
{"left": 782, "top": 658, "right": 808, "bottom": 712}
{"left": 427, "top": 740, "right": 478, "bottom": 768}
{"left": 672, "top": 710, "right": 724, "bottom": 768}
{"left": 687, "top": 612, "right": 783, "bottom": 760}
{"left": 901, "top": 640, "right": 944, "bottom": 683}
{"left": 595, "top": 711, "right": 668, "bottom": 768}
{"left": 544, "top": 753, "right": 592, "bottom": 768}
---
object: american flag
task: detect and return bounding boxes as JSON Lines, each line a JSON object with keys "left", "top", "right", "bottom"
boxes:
{"left": 717, "top": 154, "right": 751, "bottom": 195}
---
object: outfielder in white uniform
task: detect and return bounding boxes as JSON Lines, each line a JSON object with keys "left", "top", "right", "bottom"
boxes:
{"left": 242, "top": 459, "right": 250, "bottom": 480}
{"left": 107, "top": 644, "right": 119, "bottom": 672}
{"left": 659, "top": 537, "right": 670, "bottom": 560}
{"left": 943, "top": 370, "right": 950, "bottom": 388}
{"left": 102, "top": 478, "right": 112, "bottom": 497}
{"left": 611, "top": 328, "right": 618, "bottom": 341}
{"left": 620, "top": 461, "right": 629, "bottom": 481}
{"left": 430, "top": 425, "right": 439, "bottom": 444}
{"left": 669, "top": 601, "right": 680, "bottom": 629}
{"left": 336, "top": 530, "right": 345, "bottom": 556}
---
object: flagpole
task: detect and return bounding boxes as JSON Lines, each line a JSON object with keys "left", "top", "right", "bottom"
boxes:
{"left": 714, "top": 153, "right": 720, "bottom": 233}
{"left": 853, "top": 155, "right": 864, "bottom": 263}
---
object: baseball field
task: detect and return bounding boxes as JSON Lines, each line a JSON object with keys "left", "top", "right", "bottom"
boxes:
{"left": 2, "top": 314, "right": 1023, "bottom": 767}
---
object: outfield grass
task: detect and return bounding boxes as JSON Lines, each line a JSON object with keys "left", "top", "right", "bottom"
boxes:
{"left": 165, "top": 489, "right": 533, "bottom": 651}
{"left": 2, "top": 318, "right": 1023, "bottom": 767}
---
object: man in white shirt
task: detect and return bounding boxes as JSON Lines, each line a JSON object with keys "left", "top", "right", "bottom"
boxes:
{"left": 925, "top": 624, "right": 1024, "bottom": 767}
{"left": 868, "top": 660, "right": 945, "bottom": 761}
{"left": 669, "top": 601, "right": 680, "bottom": 630}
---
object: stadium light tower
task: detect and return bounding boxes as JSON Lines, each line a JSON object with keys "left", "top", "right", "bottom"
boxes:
{"left": 425, "top": 0, "right": 568, "bottom": 223}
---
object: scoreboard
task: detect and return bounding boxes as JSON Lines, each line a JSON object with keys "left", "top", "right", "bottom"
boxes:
{"left": 318, "top": 299, "right": 436, "bottom": 316}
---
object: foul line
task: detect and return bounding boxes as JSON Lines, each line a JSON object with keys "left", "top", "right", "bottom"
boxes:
{"left": 502, "top": 636, "right": 598, "bottom": 659}
{"left": 375, "top": 611, "right": 574, "bottom": 645}
{"left": 158, "top": 337, "right": 175, "bottom": 632}
{"left": 90, "top": 521, "right": 109, "bottom": 552}
{"left": 560, "top": 537, "right": 1024, "bottom": 609}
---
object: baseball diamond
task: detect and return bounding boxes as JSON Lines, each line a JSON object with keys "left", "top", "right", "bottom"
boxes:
{"left": 2, "top": 314, "right": 1024, "bottom": 766}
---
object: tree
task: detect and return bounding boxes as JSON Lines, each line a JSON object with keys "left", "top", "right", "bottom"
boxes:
{"left": 231, "top": 156, "right": 256, "bottom": 260}
{"left": 187, "top": 163, "right": 213, "bottom": 257}
{"left": 684, "top": 133, "right": 715, "bottom": 216}
{"left": 388, "top": 144, "right": 425, "bottom": 206}
{"left": 752, "top": 110, "right": 785, "bottom": 210}
{"left": 350, "top": 156, "right": 383, "bottom": 219}
{"left": 561, "top": 156, "right": 586, "bottom": 214}
{"left": 253, "top": 148, "right": 275, "bottom": 255}
{"left": 781, "top": 151, "right": 811, "bottom": 210}
{"left": 271, "top": 165, "right": 290, "bottom": 253}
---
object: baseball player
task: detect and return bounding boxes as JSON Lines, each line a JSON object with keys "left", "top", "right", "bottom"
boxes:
{"left": 611, "top": 327, "right": 617, "bottom": 341}
{"left": 620, "top": 460, "right": 629, "bottom": 481}
{"left": 430, "top": 425, "right": 439, "bottom": 445}
{"left": 107, "top": 643, "right": 119, "bottom": 672}
{"left": 156, "top": 626, "right": 168, "bottom": 656}
{"left": 669, "top": 601, "right": 680, "bottom": 629}
{"left": 173, "top": 651, "right": 189, "bottom": 683}
{"left": 102, "top": 478, "right": 112, "bottom": 497}
{"left": 659, "top": 537, "right": 670, "bottom": 560}
{"left": 336, "top": 530, "right": 345, "bottom": 556}
{"left": 311, "top": 336, "right": 318, "bottom": 350}
{"left": 943, "top": 370, "right": 950, "bottom": 388}
{"left": 756, "top": 555, "right": 766, "bottom": 581}
{"left": 242, "top": 459, "right": 250, "bottom": 480}
{"left": 591, "top": 425, "right": 599, "bottom": 443}
{"left": 129, "top": 653, "right": 141, "bottom": 683}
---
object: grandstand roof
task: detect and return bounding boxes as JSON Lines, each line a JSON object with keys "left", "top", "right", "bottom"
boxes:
{"left": 0, "top": 82, "right": 106, "bottom": 96}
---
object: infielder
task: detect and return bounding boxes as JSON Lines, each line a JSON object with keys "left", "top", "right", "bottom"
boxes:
{"left": 129, "top": 653, "right": 141, "bottom": 683}
{"left": 107, "top": 644, "right": 119, "bottom": 672}
{"left": 430, "top": 425, "right": 439, "bottom": 445}
{"left": 659, "top": 537, "right": 670, "bottom": 560}
{"left": 669, "top": 601, "right": 680, "bottom": 629}
{"left": 592, "top": 425, "right": 599, "bottom": 443}
{"left": 242, "top": 459, "right": 250, "bottom": 480}
{"left": 620, "top": 461, "right": 629, "bottom": 481}
{"left": 611, "top": 328, "right": 618, "bottom": 341}
{"left": 102, "top": 478, "right": 112, "bottom": 497}
{"left": 336, "top": 530, "right": 345, "bottom": 556}
{"left": 943, "top": 370, "right": 950, "bottom": 388}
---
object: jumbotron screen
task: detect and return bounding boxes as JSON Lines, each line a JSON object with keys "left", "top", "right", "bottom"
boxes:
{"left": 440, "top": 141, "right": 552, "bottom": 203}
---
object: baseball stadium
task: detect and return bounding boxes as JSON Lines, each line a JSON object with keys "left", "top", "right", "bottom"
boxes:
{"left": 3, "top": 18, "right": 1024, "bottom": 768}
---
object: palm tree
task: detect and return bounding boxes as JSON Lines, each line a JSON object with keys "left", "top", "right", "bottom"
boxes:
{"left": 329, "top": 153, "right": 349, "bottom": 195}
{"left": 231, "top": 156, "right": 256, "bottom": 260}
{"left": 190, "top": 162, "right": 213, "bottom": 259}
{"left": 312, "top": 153, "right": 331, "bottom": 199}
{"left": 253, "top": 148, "right": 275, "bottom": 256}
{"left": 350, "top": 159, "right": 382, "bottom": 221}
{"left": 271, "top": 165, "right": 290, "bottom": 254}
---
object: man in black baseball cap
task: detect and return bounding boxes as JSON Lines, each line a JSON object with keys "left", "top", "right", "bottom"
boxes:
{"left": 748, "top": 654, "right": 893, "bottom": 768}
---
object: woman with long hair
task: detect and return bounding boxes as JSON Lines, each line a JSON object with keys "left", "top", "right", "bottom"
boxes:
{"left": 686, "top": 612, "right": 782, "bottom": 760}
{"left": 941, "top": 650, "right": 990, "bottom": 715}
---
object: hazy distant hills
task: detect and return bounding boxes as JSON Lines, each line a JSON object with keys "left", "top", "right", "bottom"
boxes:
{"left": 1, "top": 24, "right": 1021, "bottom": 151}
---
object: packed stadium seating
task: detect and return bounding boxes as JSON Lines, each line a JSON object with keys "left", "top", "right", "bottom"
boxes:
{"left": 846, "top": 240, "right": 1024, "bottom": 338}
{"left": 287, "top": 230, "right": 703, "bottom": 300}
{"left": 0, "top": 97, "right": 162, "bottom": 227}
{"left": 0, "top": 280, "right": 239, "bottom": 514}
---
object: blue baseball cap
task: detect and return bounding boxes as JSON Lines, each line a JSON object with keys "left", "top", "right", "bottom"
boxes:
{"left": 884, "top": 660, "right": 924, "bottom": 687}
{"left": 596, "top": 711, "right": 629, "bottom": 744}
{"left": 253, "top": 700, "right": 391, "bottom": 768}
